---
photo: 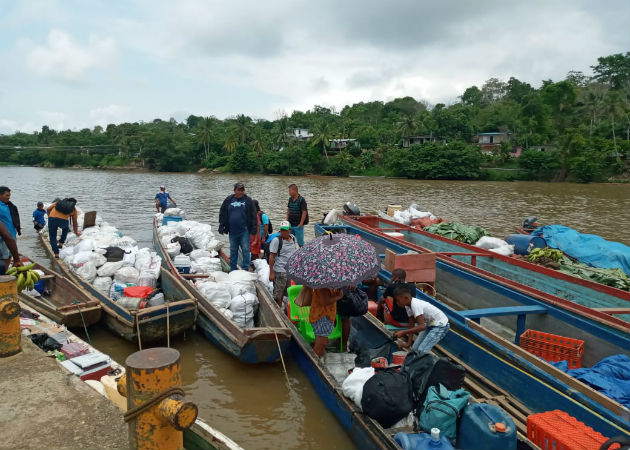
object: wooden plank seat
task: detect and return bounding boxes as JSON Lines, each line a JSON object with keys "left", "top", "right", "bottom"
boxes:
{"left": 459, "top": 305, "right": 548, "bottom": 345}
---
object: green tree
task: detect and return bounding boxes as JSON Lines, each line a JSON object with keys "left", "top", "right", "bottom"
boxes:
{"left": 311, "top": 120, "right": 333, "bottom": 161}
{"left": 196, "top": 117, "right": 214, "bottom": 162}
{"left": 591, "top": 52, "right": 630, "bottom": 90}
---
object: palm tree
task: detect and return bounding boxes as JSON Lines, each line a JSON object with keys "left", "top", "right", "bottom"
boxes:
{"left": 223, "top": 129, "right": 237, "bottom": 153}
{"left": 604, "top": 91, "right": 623, "bottom": 165}
{"left": 250, "top": 127, "right": 265, "bottom": 156}
{"left": 196, "top": 117, "right": 213, "bottom": 162}
{"left": 311, "top": 120, "right": 332, "bottom": 161}
{"left": 274, "top": 115, "right": 290, "bottom": 149}
{"left": 234, "top": 114, "right": 252, "bottom": 145}
{"left": 397, "top": 115, "right": 419, "bottom": 141}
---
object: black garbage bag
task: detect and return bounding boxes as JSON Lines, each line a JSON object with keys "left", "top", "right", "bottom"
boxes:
{"left": 361, "top": 368, "right": 414, "bottom": 428}
{"left": 103, "top": 246, "right": 125, "bottom": 262}
{"left": 28, "top": 333, "right": 62, "bottom": 352}
{"left": 400, "top": 350, "right": 438, "bottom": 405}
{"left": 171, "top": 236, "right": 193, "bottom": 255}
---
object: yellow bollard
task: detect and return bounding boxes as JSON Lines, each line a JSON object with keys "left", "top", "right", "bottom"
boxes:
{"left": 0, "top": 275, "right": 20, "bottom": 357}
{"left": 118, "top": 347, "right": 197, "bottom": 450}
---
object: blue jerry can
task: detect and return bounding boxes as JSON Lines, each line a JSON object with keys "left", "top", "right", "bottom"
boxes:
{"left": 505, "top": 233, "right": 546, "bottom": 255}
{"left": 456, "top": 403, "right": 516, "bottom": 450}
{"left": 394, "top": 428, "right": 454, "bottom": 450}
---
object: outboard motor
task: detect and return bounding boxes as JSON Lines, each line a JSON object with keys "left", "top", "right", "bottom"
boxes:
{"left": 522, "top": 216, "right": 538, "bottom": 232}
{"left": 343, "top": 202, "right": 361, "bottom": 216}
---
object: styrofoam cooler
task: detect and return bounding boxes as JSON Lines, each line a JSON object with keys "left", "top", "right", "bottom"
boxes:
{"left": 173, "top": 254, "right": 191, "bottom": 274}
{"left": 162, "top": 215, "right": 183, "bottom": 226}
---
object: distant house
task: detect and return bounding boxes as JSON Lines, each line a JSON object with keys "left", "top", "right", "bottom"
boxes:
{"left": 528, "top": 145, "right": 555, "bottom": 152}
{"left": 475, "top": 131, "right": 511, "bottom": 155}
{"left": 289, "top": 128, "right": 313, "bottom": 141}
{"left": 402, "top": 135, "right": 444, "bottom": 147}
{"left": 328, "top": 138, "right": 359, "bottom": 151}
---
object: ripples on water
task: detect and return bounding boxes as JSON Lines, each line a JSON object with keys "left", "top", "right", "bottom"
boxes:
{"left": 3, "top": 166, "right": 629, "bottom": 449}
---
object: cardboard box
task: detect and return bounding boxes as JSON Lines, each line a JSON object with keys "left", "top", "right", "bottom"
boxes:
{"left": 384, "top": 248, "right": 436, "bottom": 283}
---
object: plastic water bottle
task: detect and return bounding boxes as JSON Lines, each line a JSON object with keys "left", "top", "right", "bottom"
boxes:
{"left": 394, "top": 428, "right": 454, "bottom": 450}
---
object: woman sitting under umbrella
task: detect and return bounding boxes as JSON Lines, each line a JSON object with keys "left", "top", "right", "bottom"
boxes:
{"left": 287, "top": 232, "right": 380, "bottom": 358}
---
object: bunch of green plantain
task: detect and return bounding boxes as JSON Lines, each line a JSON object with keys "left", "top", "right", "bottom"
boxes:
{"left": 528, "top": 247, "right": 563, "bottom": 263}
{"left": 6, "top": 263, "right": 40, "bottom": 291}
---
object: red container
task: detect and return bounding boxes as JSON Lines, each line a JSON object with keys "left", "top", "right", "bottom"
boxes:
{"left": 371, "top": 357, "right": 388, "bottom": 369}
{"left": 520, "top": 329, "right": 584, "bottom": 369}
{"left": 392, "top": 351, "right": 407, "bottom": 365}
{"left": 527, "top": 410, "right": 618, "bottom": 450}
{"left": 123, "top": 286, "right": 154, "bottom": 299}
{"left": 61, "top": 342, "right": 89, "bottom": 359}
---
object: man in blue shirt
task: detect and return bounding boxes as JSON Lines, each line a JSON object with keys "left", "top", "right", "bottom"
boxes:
{"left": 33, "top": 201, "right": 46, "bottom": 231}
{"left": 155, "top": 186, "right": 177, "bottom": 213}
{"left": 218, "top": 182, "right": 257, "bottom": 271}
{"left": 0, "top": 186, "right": 21, "bottom": 269}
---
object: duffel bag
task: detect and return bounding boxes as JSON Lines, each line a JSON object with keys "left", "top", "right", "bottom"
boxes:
{"left": 419, "top": 356, "right": 466, "bottom": 406}
{"left": 361, "top": 368, "right": 414, "bottom": 428}
{"left": 419, "top": 384, "right": 470, "bottom": 440}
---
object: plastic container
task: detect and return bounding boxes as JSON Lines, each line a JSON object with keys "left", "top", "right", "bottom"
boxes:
{"left": 456, "top": 403, "right": 516, "bottom": 450}
{"left": 527, "top": 410, "right": 613, "bottom": 450}
{"left": 162, "top": 215, "right": 183, "bottom": 226}
{"left": 173, "top": 254, "right": 191, "bottom": 274}
{"left": 33, "top": 280, "right": 46, "bottom": 294}
{"left": 371, "top": 357, "right": 388, "bottom": 368}
{"left": 392, "top": 351, "right": 407, "bottom": 365}
{"left": 394, "top": 428, "right": 454, "bottom": 450}
{"left": 520, "top": 329, "right": 584, "bottom": 369}
{"left": 505, "top": 234, "right": 546, "bottom": 255}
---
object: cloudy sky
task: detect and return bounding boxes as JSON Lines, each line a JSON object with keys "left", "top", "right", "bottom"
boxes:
{"left": 0, "top": 0, "right": 628, "bottom": 133}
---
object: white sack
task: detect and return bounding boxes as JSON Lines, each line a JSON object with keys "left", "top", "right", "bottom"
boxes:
{"left": 93, "top": 276, "right": 113, "bottom": 295}
{"left": 489, "top": 244, "right": 515, "bottom": 256}
{"left": 74, "top": 239, "right": 94, "bottom": 254}
{"left": 342, "top": 367, "right": 375, "bottom": 410}
{"left": 75, "top": 261, "right": 97, "bottom": 283}
{"left": 229, "top": 292, "right": 258, "bottom": 328}
{"left": 196, "top": 281, "right": 231, "bottom": 309}
{"left": 205, "top": 239, "right": 223, "bottom": 252}
{"left": 97, "top": 261, "right": 124, "bottom": 277}
{"left": 163, "top": 208, "right": 184, "bottom": 216}
{"left": 89, "top": 252, "right": 107, "bottom": 267}
{"left": 113, "top": 236, "right": 137, "bottom": 250}
{"left": 70, "top": 251, "right": 93, "bottom": 266}
{"left": 189, "top": 249, "right": 212, "bottom": 260}
{"left": 219, "top": 308, "right": 234, "bottom": 320}
{"left": 475, "top": 236, "right": 509, "bottom": 250}
{"left": 122, "top": 251, "right": 136, "bottom": 267}
{"left": 59, "top": 246, "right": 74, "bottom": 260}
{"left": 114, "top": 266, "right": 140, "bottom": 284}
{"left": 209, "top": 271, "right": 228, "bottom": 283}
{"left": 323, "top": 209, "right": 341, "bottom": 225}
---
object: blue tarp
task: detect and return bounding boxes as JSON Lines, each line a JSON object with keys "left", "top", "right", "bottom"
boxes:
{"left": 532, "top": 225, "right": 630, "bottom": 275}
{"left": 551, "top": 354, "right": 630, "bottom": 408}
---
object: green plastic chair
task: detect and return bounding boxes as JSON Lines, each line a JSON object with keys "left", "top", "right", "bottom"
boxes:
{"left": 287, "top": 284, "right": 343, "bottom": 349}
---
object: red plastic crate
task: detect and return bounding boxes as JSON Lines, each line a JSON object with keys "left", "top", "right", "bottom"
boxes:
{"left": 527, "top": 410, "right": 618, "bottom": 450}
{"left": 520, "top": 329, "right": 584, "bottom": 369}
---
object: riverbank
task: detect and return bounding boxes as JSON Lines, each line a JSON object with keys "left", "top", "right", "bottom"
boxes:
{"left": 0, "top": 338, "right": 128, "bottom": 449}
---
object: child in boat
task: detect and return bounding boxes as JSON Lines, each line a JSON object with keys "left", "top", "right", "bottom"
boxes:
{"left": 309, "top": 287, "right": 344, "bottom": 358}
{"left": 376, "top": 268, "right": 414, "bottom": 326}
{"left": 392, "top": 285, "right": 449, "bottom": 353}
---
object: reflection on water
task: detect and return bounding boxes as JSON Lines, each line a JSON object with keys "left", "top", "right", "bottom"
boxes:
{"left": 3, "top": 166, "right": 629, "bottom": 449}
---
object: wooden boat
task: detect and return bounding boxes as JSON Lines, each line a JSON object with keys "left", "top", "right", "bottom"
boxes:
{"left": 314, "top": 222, "right": 630, "bottom": 439}
{"left": 343, "top": 214, "right": 630, "bottom": 328}
{"left": 19, "top": 302, "right": 242, "bottom": 450}
{"left": 40, "top": 232, "right": 197, "bottom": 345}
{"left": 18, "top": 261, "right": 101, "bottom": 329}
{"left": 152, "top": 218, "right": 291, "bottom": 364}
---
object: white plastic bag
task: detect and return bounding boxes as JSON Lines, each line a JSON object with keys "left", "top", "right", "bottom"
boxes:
{"left": 75, "top": 261, "right": 97, "bottom": 283}
{"left": 196, "top": 281, "right": 231, "bottom": 309}
{"left": 112, "top": 236, "right": 137, "bottom": 250}
{"left": 489, "top": 244, "right": 515, "bottom": 256}
{"left": 342, "top": 367, "right": 375, "bottom": 409}
{"left": 323, "top": 209, "right": 341, "bottom": 225}
{"left": 70, "top": 251, "right": 94, "bottom": 266}
{"left": 114, "top": 266, "right": 140, "bottom": 284}
{"left": 229, "top": 292, "right": 259, "bottom": 328}
{"left": 59, "top": 246, "right": 74, "bottom": 260}
{"left": 205, "top": 239, "right": 223, "bottom": 252}
{"left": 93, "top": 276, "right": 113, "bottom": 295}
{"left": 163, "top": 208, "right": 183, "bottom": 216}
{"left": 219, "top": 308, "right": 234, "bottom": 320}
{"left": 122, "top": 251, "right": 136, "bottom": 267}
{"left": 74, "top": 239, "right": 94, "bottom": 254}
{"left": 88, "top": 252, "right": 107, "bottom": 267}
{"left": 189, "top": 249, "right": 212, "bottom": 260}
{"left": 97, "top": 261, "right": 124, "bottom": 277}
{"left": 475, "top": 236, "right": 509, "bottom": 250}
{"left": 209, "top": 271, "right": 228, "bottom": 283}
{"left": 166, "top": 242, "right": 181, "bottom": 258}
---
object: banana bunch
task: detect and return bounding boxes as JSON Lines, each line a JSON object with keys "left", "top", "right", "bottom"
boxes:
{"left": 528, "top": 247, "right": 563, "bottom": 263}
{"left": 6, "top": 263, "right": 40, "bottom": 292}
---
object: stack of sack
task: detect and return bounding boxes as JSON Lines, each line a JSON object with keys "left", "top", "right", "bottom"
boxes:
{"left": 49, "top": 208, "right": 163, "bottom": 310}
{"left": 390, "top": 204, "right": 443, "bottom": 228}
{"left": 252, "top": 259, "right": 273, "bottom": 294}
{"left": 193, "top": 270, "right": 259, "bottom": 328}
{"left": 475, "top": 236, "right": 514, "bottom": 256}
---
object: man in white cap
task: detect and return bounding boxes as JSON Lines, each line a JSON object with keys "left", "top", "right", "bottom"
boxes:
{"left": 268, "top": 220, "right": 299, "bottom": 306}
{"left": 155, "top": 185, "right": 177, "bottom": 213}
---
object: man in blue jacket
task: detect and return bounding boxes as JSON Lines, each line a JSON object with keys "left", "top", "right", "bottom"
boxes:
{"left": 219, "top": 182, "right": 257, "bottom": 272}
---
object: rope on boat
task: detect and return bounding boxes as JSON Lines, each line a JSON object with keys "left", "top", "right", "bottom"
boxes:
{"left": 73, "top": 301, "right": 92, "bottom": 345}
{"left": 274, "top": 330, "right": 290, "bottom": 386}
{"left": 166, "top": 302, "right": 170, "bottom": 348}
{"left": 135, "top": 313, "right": 142, "bottom": 350}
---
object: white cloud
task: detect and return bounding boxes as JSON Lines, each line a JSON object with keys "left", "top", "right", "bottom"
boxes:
{"left": 25, "top": 29, "right": 116, "bottom": 82}
{"left": 89, "top": 104, "right": 132, "bottom": 127}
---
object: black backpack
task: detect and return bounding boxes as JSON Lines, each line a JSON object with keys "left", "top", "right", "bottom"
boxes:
{"left": 361, "top": 368, "right": 414, "bottom": 428}
{"left": 55, "top": 198, "right": 76, "bottom": 215}
{"left": 400, "top": 351, "right": 438, "bottom": 405}
{"left": 171, "top": 236, "right": 193, "bottom": 255}
{"left": 419, "top": 357, "right": 466, "bottom": 406}
{"left": 265, "top": 214, "right": 273, "bottom": 234}
{"left": 264, "top": 235, "right": 296, "bottom": 263}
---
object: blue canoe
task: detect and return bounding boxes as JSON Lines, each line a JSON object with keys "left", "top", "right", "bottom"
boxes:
{"left": 152, "top": 218, "right": 291, "bottom": 364}
{"left": 314, "top": 222, "right": 630, "bottom": 440}
{"left": 344, "top": 214, "right": 630, "bottom": 330}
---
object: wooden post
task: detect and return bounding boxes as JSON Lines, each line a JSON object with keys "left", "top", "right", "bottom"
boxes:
{"left": 0, "top": 275, "right": 20, "bottom": 357}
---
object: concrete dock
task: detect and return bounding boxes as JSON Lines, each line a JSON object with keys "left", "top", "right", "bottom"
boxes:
{"left": 0, "top": 338, "right": 128, "bottom": 450}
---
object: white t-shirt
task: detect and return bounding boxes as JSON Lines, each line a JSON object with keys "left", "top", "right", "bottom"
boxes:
{"left": 405, "top": 297, "right": 449, "bottom": 327}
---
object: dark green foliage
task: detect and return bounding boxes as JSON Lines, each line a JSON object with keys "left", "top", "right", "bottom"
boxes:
{"left": 385, "top": 142, "right": 483, "bottom": 179}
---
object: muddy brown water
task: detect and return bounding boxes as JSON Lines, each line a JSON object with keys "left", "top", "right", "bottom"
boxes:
{"left": 3, "top": 166, "right": 629, "bottom": 449}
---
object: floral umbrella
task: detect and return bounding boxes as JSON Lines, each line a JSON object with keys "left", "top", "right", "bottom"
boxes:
{"left": 286, "top": 233, "right": 381, "bottom": 289}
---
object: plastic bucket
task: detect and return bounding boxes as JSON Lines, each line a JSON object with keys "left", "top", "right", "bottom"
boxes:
{"left": 371, "top": 357, "right": 388, "bottom": 368}
{"left": 392, "top": 351, "right": 407, "bottom": 365}
{"left": 505, "top": 234, "right": 546, "bottom": 255}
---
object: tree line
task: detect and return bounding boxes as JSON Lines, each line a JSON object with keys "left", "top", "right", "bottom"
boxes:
{"left": 1, "top": 53, "right": 628, "bottom": 183}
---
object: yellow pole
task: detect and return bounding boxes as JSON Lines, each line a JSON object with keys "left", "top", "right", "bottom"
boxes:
{"left": 119, "top": 347, "right": 197, "bottom": 450}
{"left": 0, "top": 275, "right": 20, "bottom": 357}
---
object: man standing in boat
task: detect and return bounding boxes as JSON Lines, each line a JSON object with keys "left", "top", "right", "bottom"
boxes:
{"left": 219, "top": 182, "right": 257, "bottom": 272}
{"left": 0, "top": 186, "right": 21, "bottom": 269}
{"left": 268, "top": 221, "right": 299, "bottom": 306}
{"left": 155, "top": 185, "right": 177, "bottom": 213}
{"left": 286, "top": 184, "right": 308, "bottom": 247}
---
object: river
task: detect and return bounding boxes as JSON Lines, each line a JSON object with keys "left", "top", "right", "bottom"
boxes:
{"left": 2, "top": 166, "right": 629, "bottom": 449}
